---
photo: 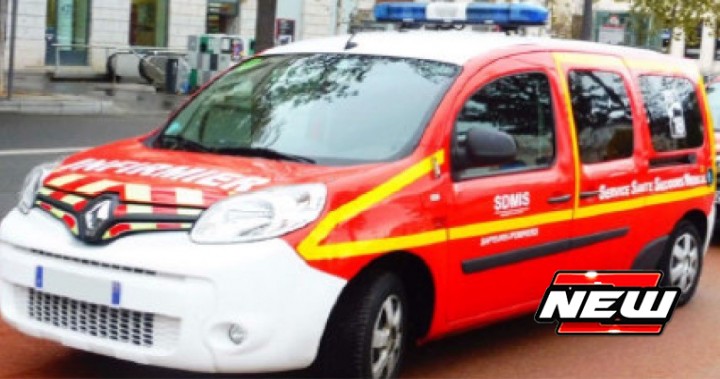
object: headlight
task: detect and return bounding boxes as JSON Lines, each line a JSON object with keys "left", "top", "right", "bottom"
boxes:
{"left": 18, "top": 162, "right": 59, "bottom": 214}
{"left": 191, "top": 184, "right": 327, "bottom": 244}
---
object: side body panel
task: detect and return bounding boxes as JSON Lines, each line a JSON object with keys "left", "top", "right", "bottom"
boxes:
{"left": 443, "top": 53, "right": 576, "bottom": 325}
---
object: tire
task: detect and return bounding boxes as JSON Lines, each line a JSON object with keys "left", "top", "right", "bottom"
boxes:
{"left": 316, "top": 271, "right": 407, "bottom": 379}
{"left": 660, "top": 220, "right": 703, "bottom": 306}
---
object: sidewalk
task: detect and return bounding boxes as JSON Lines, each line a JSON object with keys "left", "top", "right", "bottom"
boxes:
{"left": 0, "top": 73, "right": 187, "bottom": 116}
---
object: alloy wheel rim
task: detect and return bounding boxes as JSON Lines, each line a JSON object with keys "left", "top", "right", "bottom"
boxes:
{"left": 371, "top": 294, "right": 403, "bottom": 379}
{"left": 669, "top": 232, "right": 700, "bottom": 294}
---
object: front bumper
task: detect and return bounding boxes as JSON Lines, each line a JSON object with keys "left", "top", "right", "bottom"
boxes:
{"left": 0, "top": 209, "right": 346, "bottom": 373}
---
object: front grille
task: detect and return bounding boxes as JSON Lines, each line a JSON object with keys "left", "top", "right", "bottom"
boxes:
{"left": 17, "top": 287, "right": 180, "bottom": 351}
{"left": 27, "top": 249, "right": 157, "bottom": 276}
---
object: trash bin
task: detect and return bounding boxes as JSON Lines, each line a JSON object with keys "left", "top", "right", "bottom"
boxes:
{"left": 165, "top": 58, "right": 179, "bottom": 94}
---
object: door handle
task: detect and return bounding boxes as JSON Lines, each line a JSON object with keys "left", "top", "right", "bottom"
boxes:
{"left": 580, "top": 190, "right": 600, "bottom": 200}
{"left": 547, "top": 194, "right": 572, "bottom": 204}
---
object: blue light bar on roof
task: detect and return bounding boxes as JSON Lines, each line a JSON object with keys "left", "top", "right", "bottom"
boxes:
{"left": 374, "top": 1, "right": 549, "bottom": 27}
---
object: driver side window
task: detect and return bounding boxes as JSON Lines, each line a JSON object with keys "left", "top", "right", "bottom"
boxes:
{"left": 453, "top": 72, "right": 557, "bottom": 180}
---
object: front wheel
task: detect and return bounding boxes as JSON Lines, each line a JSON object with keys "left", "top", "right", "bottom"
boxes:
{"left": 316, "top": 271, "right": 407, "bottom": 379}
{"left": 661, "top": 220, "right": 703, "bottom": 306}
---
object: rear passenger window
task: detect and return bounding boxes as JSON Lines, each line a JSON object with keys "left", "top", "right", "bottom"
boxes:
{"left": 639, "top": 76, "right": 704, "bottom": 152}
{"left": 454, "top": 72, "right": 556, "bottom": 178}
{"left": 568, "top": 71, "right": 634, "bottom": 164}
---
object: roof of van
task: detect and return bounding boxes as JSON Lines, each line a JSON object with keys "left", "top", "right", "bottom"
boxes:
{"left": 264, "top": 31, "right": 676, "bottom": 66}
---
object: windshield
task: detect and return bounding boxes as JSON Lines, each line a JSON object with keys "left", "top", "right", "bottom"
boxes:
{"left": 155, "top": 54, "right": 460, "bottom": 165}
{"left": 706, "top": 83, "right": 720, "bottom": 131}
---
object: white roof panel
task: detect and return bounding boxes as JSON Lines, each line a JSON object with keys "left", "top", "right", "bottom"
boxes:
{"left": 262, "top": 31, "right": 667, "bottom": 66}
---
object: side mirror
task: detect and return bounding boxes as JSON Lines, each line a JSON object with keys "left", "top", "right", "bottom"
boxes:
{"left": 465, "top": 127, "right": 517, "bottom": 166}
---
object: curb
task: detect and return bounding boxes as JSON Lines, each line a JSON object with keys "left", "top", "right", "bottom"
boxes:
{"left": 0, "top": 98, "right": 114, "bottom": 115}
{"left": 0, "top": 99, "right": 171, "bottom": 116}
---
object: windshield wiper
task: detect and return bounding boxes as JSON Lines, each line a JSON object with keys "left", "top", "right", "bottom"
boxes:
{"left": 215, "top": 146, "right": 316, "bottom": 164}
{"left": 157, "top": 135, "right": 212, "bottom": 153}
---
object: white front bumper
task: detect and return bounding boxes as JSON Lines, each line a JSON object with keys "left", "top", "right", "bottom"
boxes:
{"left": 0, "top": 209, "right": 346, "bottom": 373}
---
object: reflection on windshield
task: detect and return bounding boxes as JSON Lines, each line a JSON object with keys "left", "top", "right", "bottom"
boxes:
{"left": 157, "top": 54, "right": 459, "bottom": 165}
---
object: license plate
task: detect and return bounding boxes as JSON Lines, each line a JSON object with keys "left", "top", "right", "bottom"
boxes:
{"left": 35, "top": 266, "right": 121, "bottom": 306}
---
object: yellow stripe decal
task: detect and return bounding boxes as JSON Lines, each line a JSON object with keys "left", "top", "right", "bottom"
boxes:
{"left": 130, "top": 223, "right": 157, "bottom": 231}
{"left": 177, "top": 208, "right": 203, "bottom": 216}
{"left": 306, "top": 230, "right": 447, "bottom": 261}
{"left": 448, "top": 210, "right": 574, "bottom": 241}
{"left": 125, "top": 183, "right": 152, "bottom": 202}
{"left": 698, "top": 75, "right": 717, "bottom": 186}
{"left": 46, "top": 174, "right": 85, "bottom": 187}
{"left": 75, "top": 179, "right": 120, "bottom": 194}
{"left": 176, "top": 188, "right": 205, "bottom": 206}
{"left": 553, "top": 53, "right": 582, "bottom": 209}
{"left": 301, "top": 186, "right": 710, "bottom": 261}
{"left": 298, "top": 150, "right": 446, "bottom": 260}
{"left": 576, "top": 186, "right": 713, "bottom": 219}
{"left": 38, "top": 187, "right": 55, "bottom": 196}
{"left": 60, "top": 194, "right": 85, "bottom": 206}
{"left": 126, "top": 204, "right": 154, "bottom": 214}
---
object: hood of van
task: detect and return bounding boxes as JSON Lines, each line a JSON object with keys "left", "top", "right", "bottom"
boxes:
{"left": 36, "top": 138, "right": 383, "bottom": 243}
{"left": 45, "top": 139, "right": 378, "bottom": 205}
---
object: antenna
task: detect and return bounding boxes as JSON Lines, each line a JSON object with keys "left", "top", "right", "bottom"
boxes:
{"left": 344, "top": 32, "right": 358, "bottom": 50}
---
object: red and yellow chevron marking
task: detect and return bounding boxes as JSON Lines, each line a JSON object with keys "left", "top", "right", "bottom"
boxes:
{"left": 36, "top": 200, "right": 79, "bottom": 235}
{"left": 102, "top": 222, "right": 194, "bottom": 240}
{"left": 39, "top": 187, "right": 89, "bottom": 211}
{"left": 44, "top": 174, "right": 216, "bottom": 208}
{"left": 114, "top": 204, "right": 203, "bottom": 217}
{"left": 36, "top": 184, "right": 203, "bottom": 241}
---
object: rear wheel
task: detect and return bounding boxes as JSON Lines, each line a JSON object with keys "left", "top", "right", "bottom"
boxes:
{"left": 661, "top": 220, "right": 703, "bottom": 306}
{"left": 316, "top": 271, "right": 407, "bottom": 379}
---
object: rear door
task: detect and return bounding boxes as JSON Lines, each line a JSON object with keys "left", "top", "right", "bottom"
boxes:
{"left": 446, "top": 53, "right": 576, "bottom": 323}
{"left": 553, "top": 53, "right": 647, "bottom": 269}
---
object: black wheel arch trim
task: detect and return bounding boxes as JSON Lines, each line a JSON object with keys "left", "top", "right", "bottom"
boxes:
{"left": 631, "top": 236, "right": 669, "bottom": 270}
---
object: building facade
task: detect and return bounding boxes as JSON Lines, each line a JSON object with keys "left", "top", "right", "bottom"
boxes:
{"left": 4, "top": 0, "right": 383, "bottom": 73}
{"left": 564, "top": 0, "right": 720, "bottom": 74}
{"left": 22, "top": 0, "right": 709, "bottom": 75}
{"left": 6, "top": 0, "right": 210, "bottom": 72}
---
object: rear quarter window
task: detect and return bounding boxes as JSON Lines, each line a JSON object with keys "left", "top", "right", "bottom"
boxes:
{"left": 638, "top": 75, "right": 704, "bottom": 152}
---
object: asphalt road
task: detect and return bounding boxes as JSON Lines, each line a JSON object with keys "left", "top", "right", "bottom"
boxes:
{"left": 0, "top": 114, "right": 168, "bottom": 218}
{"left": 2, "top": 114, "right": 720, "bottom": 378}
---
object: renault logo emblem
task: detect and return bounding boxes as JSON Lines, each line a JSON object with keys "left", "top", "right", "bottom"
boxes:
{"left": 80, "top": 195, "right": 118, "bottom": 242}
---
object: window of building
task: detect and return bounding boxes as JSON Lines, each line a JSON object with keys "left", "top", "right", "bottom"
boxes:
{"left": 568, "top": 70, "right": 634, "bottom": 164}
{"left": 130, "top": 0, "right": 168, "bottom": 47}
{"left": 207, "top": 0, "right": 239, "bottom": 34}
{"left": 453, "top": 73, "right": 556, "bottom": 178}
{"left": 684, "top": 25, "right": 703, "bottom": 60}
{"left": 45, "top": 0, "right": 91, "bottom": 66}
{"left": 639, "top": 76, "right": 704, "bottom": 152}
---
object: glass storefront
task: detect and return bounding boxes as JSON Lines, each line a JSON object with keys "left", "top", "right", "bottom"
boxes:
{"left": 45, "top": 0, "right": 91, "bottom": 65}
{"left": 130, "top": 0, "right": 169, "bottom": 46}
{"left": 207, "top": 0, "right": 239, "bottom": 34}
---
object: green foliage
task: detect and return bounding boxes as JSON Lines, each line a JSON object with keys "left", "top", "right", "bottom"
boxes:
{"left": 630, "top": 0, "right": 720, "bottom": 44}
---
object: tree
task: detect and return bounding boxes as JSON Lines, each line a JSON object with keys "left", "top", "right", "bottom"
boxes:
{"left": 631, "top": 0, "right": 720, "bottom": 45}
{"left": 255, "top": 0, "right": 277, "bottom": 53}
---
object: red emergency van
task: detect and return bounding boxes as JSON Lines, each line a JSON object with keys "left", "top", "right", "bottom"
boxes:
{"left": 0, "top": 5, "right": 715, "bottom": 379}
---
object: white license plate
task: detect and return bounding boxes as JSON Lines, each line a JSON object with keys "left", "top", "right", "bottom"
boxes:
{"left": 35, "top": 266, "right": 121, "bottom": 306}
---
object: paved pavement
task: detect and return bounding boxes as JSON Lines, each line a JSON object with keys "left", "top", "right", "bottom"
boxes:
{"left": 0, "top": 73, "right": 186, "bottom": 115}
{"left": 2, "top": 114, "right": 720, "bottom": 378}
